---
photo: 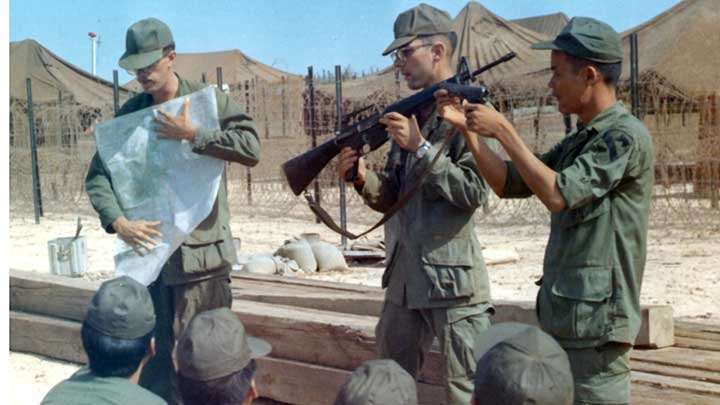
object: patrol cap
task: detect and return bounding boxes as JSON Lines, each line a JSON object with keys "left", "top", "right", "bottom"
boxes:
{"left": 531, "top": 17, "right": 623, "bottom": 63}
{"left": 334, "top": 359, "right": 417, "bottom": 405}
{"left": 176, "top": 308, "right": 271, "bottom": 381}
{"left": 473, "top": 323, "right": 574, "bottom": 405}
{"left": 85, "top": 276, "right": 156, "bottom": 339}
{"left": 119, "top": 17, "right": 175, "bottom": 70}
{"left": 382, "top": 3, "right": 456, "bottom": 56}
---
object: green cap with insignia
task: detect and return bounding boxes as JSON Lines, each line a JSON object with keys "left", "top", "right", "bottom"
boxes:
{"left": 85, "top": 276, "right": 156, "bottom": 339}
{"left": 176, "top": 308, "right": 272, "bottom": 381}
{"left": 473, "top": 323, "right": 574, "bottom": 405}
{"left": 334, "top": 359, "right": 417, "bottom": 405}
{"left": 382, "top": 3, "right": 456, "bottom": 56}
{"left": 119, "top": 17, "right": 174, "bottom": 70}
{"left": 531, "top": 17, "right": 623, "bottom": 63}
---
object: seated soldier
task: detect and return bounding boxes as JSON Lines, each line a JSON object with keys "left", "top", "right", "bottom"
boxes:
{"left": 471, "top": 323, "right": 574, "bottom": 405}
{"left": 42, "top": 276, "right": 163, "bottom": 404}
{"left": 175, "top": 307, "right": 271, "bottom": 405}
{"left": 334, "top": 359, "right": 417, "bottom": 405}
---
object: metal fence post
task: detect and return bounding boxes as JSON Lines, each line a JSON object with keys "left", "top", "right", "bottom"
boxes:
{"left": 112, "top": 70, "right": 120, "bottom": 115}
{"left": 307, "top": 66, "right": 321, "bottom": 222}
{"left": 26, "top": 78, "right": 43, "bottom": 223}
{"left": 630, "top": 32, "right": 640, "bottom": 119}
{"left": 335, "top": 65, "right": 347, "bottom": 248}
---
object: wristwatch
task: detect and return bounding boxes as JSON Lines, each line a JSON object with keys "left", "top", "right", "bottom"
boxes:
{"left": 415, "top": 141, "right": 432, "bottom": 159}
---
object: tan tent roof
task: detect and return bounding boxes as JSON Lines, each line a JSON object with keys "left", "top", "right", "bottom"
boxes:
{"left": 125, "top": 49, "right": 302, "bottom": 90}
{"left": 621, "top": 0, "right": 720, "bottom": 94}
{"left": 452, "top": 1, "right": 552, "bottom": 87}
{"left": 10, "top": 39, "right": 129, "bottom": 106}
{"left": 512, "top": 12, "right": 569, "bottom": 37}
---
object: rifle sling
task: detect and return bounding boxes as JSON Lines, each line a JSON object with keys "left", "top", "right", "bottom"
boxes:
{"left": 304, "top": 127, "right": 456, "bottom": 240}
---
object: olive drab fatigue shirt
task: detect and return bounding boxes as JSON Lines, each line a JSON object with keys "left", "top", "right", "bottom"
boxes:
{"left": 86, "top": 74, "right": 260, "bottom": 285}
{"left": 503, "top": 102, "right": 654, "bottom": 348}
{"left": 357, "top": 107, "right": 492, "bottom": 312}
{"left": 42, "top": 367, "right": 166, "bottom": 405}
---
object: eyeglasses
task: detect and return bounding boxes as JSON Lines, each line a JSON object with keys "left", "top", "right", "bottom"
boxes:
{"left": 126, "top": 54, "right": 168, "bottom": 77}
{"left": 391, "top": 43, "right": 433, "bottom": 64}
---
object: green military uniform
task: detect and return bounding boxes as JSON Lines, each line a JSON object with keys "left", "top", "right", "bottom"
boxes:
{"left": 43, "top": 276, "right": 163, "bottom": 405}
{"left": 363, "top": 107, "right": 493, "bottom": 405}
{"left": 85, "top": 18, "right": 260, "bottom": 405}
{"left": 503, "top": 18, "right": 655, "bottom": 403}
{"left": 364, "top": 7, "right": 494, "bottom": 404}
{"left": 42, "top": 367, "right": 166, "bottom": 405}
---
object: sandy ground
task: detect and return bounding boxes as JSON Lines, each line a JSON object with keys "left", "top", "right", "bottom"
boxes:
{"left": 8, "top": 210, "right": 720, "bottom": 403}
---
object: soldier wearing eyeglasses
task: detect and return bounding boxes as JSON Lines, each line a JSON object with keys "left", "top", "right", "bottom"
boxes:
{"left": 337, "top": 4, "right": 493, "bottom": 404}
{"left": 85, "top": 18, "right": 260, "bottom": 405}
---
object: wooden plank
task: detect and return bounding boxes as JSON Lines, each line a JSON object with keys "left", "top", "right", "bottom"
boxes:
{"left": 675, "top": 320, "right": 720, "bottom": 335}
{"left": 10, "top": 311, "right": 86, "bottom": 364}
{"left": 10, "top": 310, "right": 443, "bottom": 405}
{"left": 632, "top": 371, "right": 720, "bottom": 396}
{"left": 631, "top": 347, "right": 720, "bottom": 373}
{"left": 675, "top": 329, "right": 720, "bottom": 342}
{"left": 631, "top": 382, "right": 720, "bottom": 405}
{"left": 633, "top": 360, "right": 720, "bottom": 385}
{"left": 11, "top": 308, "right": 720, "bottom": 405}
{"left": 11, "top": 269, "right": 674, "bottom": 349}
{"left": 10, "top": 269, "right": 99, "bottom": 322}
{"left": 674, "top": 336, "right": 720, "bottom": 352}
{"left": 255, "top": 357, "right": 444, "bottom": 405}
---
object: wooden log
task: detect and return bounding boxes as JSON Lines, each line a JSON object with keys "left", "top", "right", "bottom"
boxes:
{"left": 631, "top": 382, "right": 720, "bottom": 405}
{"left": 631, "top": 347, "right": 720, "bottom": 373}
{"left": 10, "top": 269, "right": 99, "bottom": 322}
{"left": 632, "top": 360, "right": 720, "bottom": 385}
{"left": 9, "top": 310, "right": 444, "bottom": 405}
{"left": 11, "top": 269, "right": 675, "bottom": 349}
{"left": 674, "top": 336, "right": 720, "bottom": 352}
{"left": 255, "top": 357, "right": 444, "bottom": 405}
{"left": 632, "top": 371, "right": 720, "bottom": 397}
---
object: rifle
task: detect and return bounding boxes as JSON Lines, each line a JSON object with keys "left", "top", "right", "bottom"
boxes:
{"left": 283, "top": 51, "right": 516, "bottom": 196}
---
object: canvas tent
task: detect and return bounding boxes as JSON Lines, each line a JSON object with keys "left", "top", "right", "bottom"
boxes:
{"left": 452, "top": 1, "right": 552, "bottom": 89}
{"left": 512, "top": 12, "right": 569, "bottom": 38}
{"left": 621, "top": 0, "right": 720, "bottom": 95}
{"left": 125, "top": 48, "right": 302, "bottom": 91}
{"left": 10, "top": 39, "right": 128, "bottom": 106}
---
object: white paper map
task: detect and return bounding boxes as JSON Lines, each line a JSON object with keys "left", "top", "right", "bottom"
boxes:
{"left": 94, "top": 87, "right": 224, "bottom": 285}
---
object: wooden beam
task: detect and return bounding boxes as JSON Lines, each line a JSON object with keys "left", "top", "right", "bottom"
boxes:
{"left": 10, "top": 270, "right": 673, "bottom": 348}
{"left": 9, "top": 310, "right": 443, "bottom": 405}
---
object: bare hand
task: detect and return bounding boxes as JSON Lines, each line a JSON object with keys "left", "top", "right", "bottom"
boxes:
{"left": 155, "top": 98, "right": 196, "bottom": 142}
{"left": 338, "top": 147, "right": 367, "bottom": 186}
{"left": 464, "top": 102, "right": 510, "bottom": 139}
{"left": 112, "top": 216, "right": 163, "bottom": 256}
{"left": 378, "top": 112, "right": 424, "bottom": 152}
{"left": 434, "top": 89, "right": 466, "bottom": 130}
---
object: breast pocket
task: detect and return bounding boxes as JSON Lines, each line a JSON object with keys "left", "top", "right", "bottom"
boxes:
{"left": 422, "top": 238, "right": 476, "bottom": 301}
{"left": 540, "top": 265, "right": 613, "bottom": 339}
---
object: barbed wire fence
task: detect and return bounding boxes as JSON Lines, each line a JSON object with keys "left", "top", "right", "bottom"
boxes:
{"left": 8, "top": 68, "right": 720, "bottom": 236}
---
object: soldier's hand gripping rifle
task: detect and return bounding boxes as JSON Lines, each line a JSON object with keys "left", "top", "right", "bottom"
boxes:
{"left": 282, "top": 51, "right": 516, "bottom": 196}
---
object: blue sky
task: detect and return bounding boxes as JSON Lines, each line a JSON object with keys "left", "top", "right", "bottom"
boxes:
{"left": 10, "top": 0, "right": 681, "bottom": 84}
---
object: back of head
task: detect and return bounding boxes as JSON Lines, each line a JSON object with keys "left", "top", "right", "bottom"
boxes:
{"left": 82, "top": 276, "right": 156, "bottom": 378}
{"left": 176, "top": 308, "right": 271, "bottom": 405}
{"left": 334, "top": 359, "right": 417, "bottom": 405}
{"left": 473, "top": 323, "right": 574, "bottom": 405}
